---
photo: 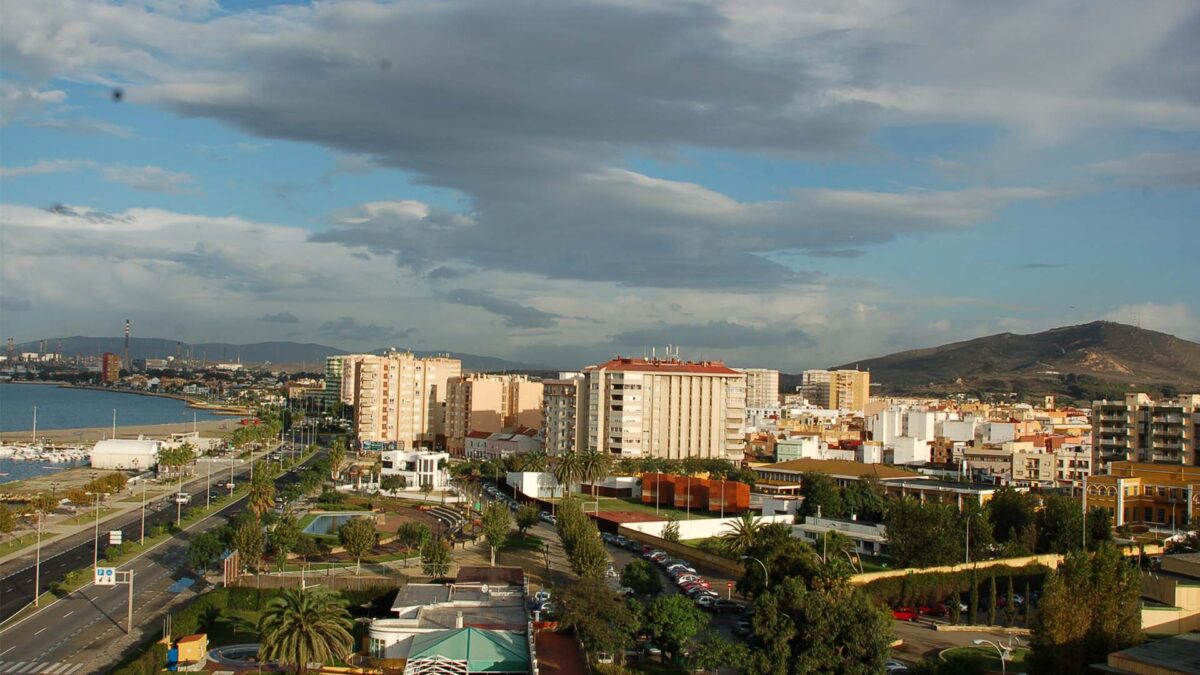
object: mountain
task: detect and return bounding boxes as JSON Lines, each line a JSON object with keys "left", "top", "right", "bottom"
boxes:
{"left": 829, "top": 321, "right": 1200, "bottom": 396}
{"left": 14, "top": 336, "right": 537, "bottom": 371}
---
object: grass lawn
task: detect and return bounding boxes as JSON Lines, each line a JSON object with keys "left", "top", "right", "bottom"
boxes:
{"left": 205, "top": 608, "right": 263, "bottom": 646}
{"left": 0, "top": 533, "right": 39, "bottom": 558}
{"left": 503, "top": 533, "right": 544, "bottom": 551}
{"left": 118, "top": 490, "right": 169, "bottom": 503}
{"left": 61, "top": 507, "right": 118, "bottom": 525}
{"left": 551, "top": 495, "right": 704, "bottom": 521}
{"left": 942, "top": 646, "right": 1029, "bottom": 670}
{"left": 857, "top": 555, "right": 891, "bottom": 572}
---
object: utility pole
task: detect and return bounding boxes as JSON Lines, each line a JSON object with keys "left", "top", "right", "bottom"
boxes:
{"left": 34, "top": 503, "right": 43, "bottom": 607}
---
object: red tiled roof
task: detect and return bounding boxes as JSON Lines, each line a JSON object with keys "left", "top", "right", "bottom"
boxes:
{"left": 589, "top": 357, "right": 741, "bottom": 375}
{"left": 466, "top": 430, "right": 492, "bottom": 439}
{"left": 177, "top": 634, "right": 206, "bottom": 643}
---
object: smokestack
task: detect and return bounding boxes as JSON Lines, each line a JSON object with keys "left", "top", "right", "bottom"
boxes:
{"left": 124, "top": 319, "right": 131, "bottom": 372}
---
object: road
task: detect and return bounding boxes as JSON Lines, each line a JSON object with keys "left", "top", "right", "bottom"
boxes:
{"left": 0, "top": 449, "right": 318, "bottom": 674}
{"left": 0, "top": 449, "right": 297, "bottom": 624}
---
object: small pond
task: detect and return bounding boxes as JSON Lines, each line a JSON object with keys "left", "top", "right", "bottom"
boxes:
{"left": 302, "top": 511, "right": 365, "bottom": 535}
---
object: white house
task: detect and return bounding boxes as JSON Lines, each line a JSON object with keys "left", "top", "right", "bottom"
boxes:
{"left": 380, "top": 450, "right": 449, "bottom": 490}
{"left": 90, "top": 439, "right": 162, "bottom": 471}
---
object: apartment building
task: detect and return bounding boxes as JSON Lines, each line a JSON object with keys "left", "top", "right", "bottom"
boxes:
{"left": 801, "top": 369, "right": 870, "bottom": 412}
{"left": 445, "top": 374, "right": 543, "bottom": 455}
{"left": 739, "top": 368, "right": 780, "bottom": 407}
{"left": 101, "top": 352, "right": 122, "bottom": 383}
{"left": 1093, "top": 394, "right": 1200, "bottom": 468}
{"left": 323, "top": 353, "right": 372, "bottom": 409}
{"left": 585, "top": 357, "right": 746, "bottom": 460}
{"left": 1086, "top": 462, "right": 1200, "bottom": 528}
{"left": 352, "top": 351, "right": 461, "bottom": 448}
{"left": 542, "top": 375, "right": 587, "bottom": 456}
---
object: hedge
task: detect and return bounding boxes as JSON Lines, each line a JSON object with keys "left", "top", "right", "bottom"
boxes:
{"left": 861, "top": 562, "right": 1048, "bottom": 610}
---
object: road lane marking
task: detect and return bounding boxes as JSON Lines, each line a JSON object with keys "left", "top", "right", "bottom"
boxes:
{"left": 60, "top": 611, "right": 72, "bottom": 618}
{"left": 0, "top": 647, "right": 12, "bottom": 657}
{"left": 32, "top": 628, "right": 46, "bottom": 636}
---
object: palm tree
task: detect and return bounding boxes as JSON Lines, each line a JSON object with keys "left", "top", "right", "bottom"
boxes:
{"left": 328, "top": 438, "right": 347, "bottom": 483}
{"left": 522, "top": 450, "right": 550, "bottom": 473}
{"left": 553, "top": 452, "right": 582, "bottom": 504}
{"left": 579, "top": 451, "right": 610, "bottom": 506}
{"left": 247, "top": 467, "right": 276, "bottom": 518}
{"left": 719, "top": 511, "right": 763, "bottom": 555}
{"left": 258, "top": 587, "right": 354, "bottom": 675}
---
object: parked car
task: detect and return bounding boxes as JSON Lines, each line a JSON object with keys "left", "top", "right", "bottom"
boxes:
{"left": 533, "top": 590, "right": 551, "bottom": 604}
{"left": 885, "top": 659, "right": 909, "bottom": 673}
{"left": 694, "top": 594, "right": 717, "bottom": 609}
{"left": 918, "top": 602, "right": 947, "bottom": 617}
{"left": 891, "top": 607, "right": 918, "bottom": 622}
{"left": 733, "top": 617, "right": 752, "bottom": 637}
{"left": 710, "top": 599, "right": 742, "bottom": 614}
{"left": 174, "top": 492, "right": 191, "bottom": 504}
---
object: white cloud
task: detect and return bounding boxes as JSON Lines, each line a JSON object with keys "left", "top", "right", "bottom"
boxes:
{"left": 0, "top": 159, "right": 94, "bottom": 178}
{"left": 100, "top": 165, "right": 199, "bottom": 194}
{"left": 1083, "top": 152, "right": 1200, "bottom": 188}
{"left": 1104, "top": 303, "right": 1200, "bottom": 341}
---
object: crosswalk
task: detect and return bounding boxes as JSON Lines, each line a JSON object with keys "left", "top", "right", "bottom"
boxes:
{"left": 0, "top": 663, "right": 85, "bottom": 674}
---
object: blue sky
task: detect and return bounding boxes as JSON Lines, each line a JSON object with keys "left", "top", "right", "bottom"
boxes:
{"left": 1, "top": 0, "right": 1198, "bottom": 370}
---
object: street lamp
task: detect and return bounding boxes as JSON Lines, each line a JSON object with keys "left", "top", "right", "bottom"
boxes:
{"left": 973, "top": 637, "right": 1020, "bottom": 675}
{"left": 133, "top": 458, "right": 146, "bottom": 545}
{"left": 740, "top": 554, "right": 768, "bottom": 590}
{"left": 34, "top": 494, "right": 44, "bottom": 607}
{"left": 87, "top": 490, "right": 109, "bottom": 569}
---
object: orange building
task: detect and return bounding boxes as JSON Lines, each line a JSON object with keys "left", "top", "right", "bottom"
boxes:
{"left": 641, "top": 472, "right": 677, "bottom": 506}
{"left": 641, "top": 473, "right": 749, "bottom": 513}
{"left": 708, "top": 479, "right": 750, "bottom": 514}
{"left": 674, "top": 476, "right": 709, "bottom": 511}
{"left": 1087, "top": 462, "right": 1200, "bottom": 528}
{"left": 101, "top": 352, "right": 122, "bottom": 383}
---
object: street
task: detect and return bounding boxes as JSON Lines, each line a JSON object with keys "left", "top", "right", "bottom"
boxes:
{"left": 0, "top": 449, "right": 318, "bottom": 674}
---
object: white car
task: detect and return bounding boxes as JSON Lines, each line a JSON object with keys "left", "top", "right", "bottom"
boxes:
{"left": 174, "top": 492, "right": 191, "bottom": 504}
{"left": 885, "top": 660, "right": 909, "bottom": 673}
{"left": 533, "top": 590, "right": 551, "bottom": 604}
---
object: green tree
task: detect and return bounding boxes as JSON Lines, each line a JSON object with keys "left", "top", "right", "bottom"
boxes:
{"left": 294, "top": 535, "right": 323, "bottom": 571}
{"left": 188, "top": 531, "right": 224, "bottom": 574}
{"left": 798, "top": 472, "right": 844, "bottom": 518}
{"left": 515, "top": 502, "right": 540, "bottom": 536}
{"left": 962, "top": 502, "right": 996, "bottom": 562}
{"left": 231, "top": 518, "right": 265, "bottom": 574}
{"left": 380, "top": 474, "right": 406, "bottom": 493}
{"left": 420, "top": 481, "right": 434, "bottom": 502}
{"left": 257, "top": 587, "right": 353, "bottom": 675}
{"left": 736, "top": 523, "right": 828, "bottom": 598}
{"left": 270, "top": 512, "right": 302, "bottom": 571}
{"left": 328, "top": 438, "right": 346, "bottom": 482}
{"left": 884, "top": 497, "right": 960, "bottom": 567}
{"left": 1003, "top": 576, "right": 1017, "bottom": 627}
{"left": 247, "top": 466, "right": 276, "bottom": 518}
{"left": 987, "top": 575, "right": 997, "bottom": 626}
{"left": 579, "top": 450, "right": 611, "bottom": 502}
{"left": 719, "top": 511, "right": 764, "bottom": 555}
{"left": 1028, "top": 544, "right": 1143, "bottom": 674}
{"left": 481, "top": 501, "right": 512, "bottom": 566}
{"left": 1037, "top": 495, "right": 1084, "bottom": 554}
{"left": 521, "top": 450, "right": 550, "bottom": 473}
{"left": 0, "top": 504, "right": 14, "bottom": 542}
{"left": 621, "top": 559, "right": 663, "bottom": 596}
{"left": 396, "top": 521, "right": 432, "bottom": 568}
{"left": 1087, "top": 507, "right": 1113, "bottom": 549}
{"left": 559, "top": 578, "right": 640, "bottom": 663}
{"left": 907, "top": 653, "right": 986, "bottom": 675}
{"left": 644, "top": 594, "right": 710, "bottom": 664}
{"left": 968, "top": 567, "right": 980, "bottom": 626}
{"left": 569, "top": 525, "right": 610, "bottom": 579}
{"left": 842, "top": 476, "right": 886, "bottom": 522}
{"left": 421, "top": 537, "right": 453, "bottom": 578}
{"left": 687, "top": 633, "right": 750, "bottom": 674}
{"left": 988, "top": 487, "right": 1037, "bottom": 555}
{"left": 337, "top": 516, "right": 378, "bottom": 575}
{"left": 661, "top": 513, "right": 681, "bottom": 543}
{"left": 553, "top": 452, "right": 582, "bottom": 501}
{"left": 750, "top": 577, "right": 892, "bottom": 674}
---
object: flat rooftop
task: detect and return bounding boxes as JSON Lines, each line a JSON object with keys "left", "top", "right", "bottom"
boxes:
{"left": 1104, "top": 633, "right": 1200, "bottom": 674}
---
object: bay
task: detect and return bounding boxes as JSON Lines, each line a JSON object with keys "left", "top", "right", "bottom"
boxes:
{"left": 0, "top": 382, "right": 223, "bottom": 432}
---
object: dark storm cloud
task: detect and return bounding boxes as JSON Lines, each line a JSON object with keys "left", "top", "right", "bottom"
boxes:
{"left": 440, "top": 289, "right": 559, "bottom": 329}
{"left": 318, "top": 315, "right": 414, "bottom": 343}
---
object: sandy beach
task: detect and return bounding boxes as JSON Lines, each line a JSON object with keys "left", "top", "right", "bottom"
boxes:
{"left": 0, "top": 419, "right": 236, "bottom": 444}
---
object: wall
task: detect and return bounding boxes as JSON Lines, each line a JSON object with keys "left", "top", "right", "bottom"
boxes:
{"left": 615, "top": 527, "right": 746, "bottom": 577}
{"left": 620, "top": 514, "right": 794, "bottom": 540}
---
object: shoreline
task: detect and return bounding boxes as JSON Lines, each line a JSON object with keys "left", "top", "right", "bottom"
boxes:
{"left": 0, "top": 419, "right": 237, "bottom": 444}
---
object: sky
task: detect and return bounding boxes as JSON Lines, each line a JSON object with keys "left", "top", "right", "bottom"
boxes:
{"left": 1, "top": 0, "right": 1198, "bottom": 371}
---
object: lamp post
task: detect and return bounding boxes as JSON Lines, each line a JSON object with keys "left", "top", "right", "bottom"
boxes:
{"left": 133, "top": 458, "right": 146, "bottom": 545}
{"left": 206, "top": 454, "right": 212, "bottom": 510}
{"left": 740, "top": 554, "right": 769, "bottom": 590}
{"left": 88, "top": 491, "right": 108, "bottom": 570}
{"left": 176, "top": 470, "right": 183, "bottom": 526}
{"left": 34, "top": 496, "right": 44, "bottom": 607}
{"left": 973, "top": 637, "right": 1020, "bottom": 674}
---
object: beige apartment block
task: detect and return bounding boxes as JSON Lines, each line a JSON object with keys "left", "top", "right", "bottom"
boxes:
{"left": 352, "top": 351, "right": 461, "bottom": 448}
{"left": 738, "top": 368, "right": 780, "bottom": 407}
{"left": 585, "top": 357, "right": 746, "bottom": 460}
{"left": 801, "top": 369, "right": 870, "bottom": 412}
{"left": 1093, "top": 393, "right": 1200, "bottom": 469}
{"left": 446, "top": 374, "right": 544, "bottom": 455}
{"left": 542, "top": 376, "right": 587, "bottom": 456}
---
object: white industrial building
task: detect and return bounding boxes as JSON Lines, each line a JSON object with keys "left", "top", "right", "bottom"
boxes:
{"left": 90, "top": 439, "right": 162, "bottom": 470}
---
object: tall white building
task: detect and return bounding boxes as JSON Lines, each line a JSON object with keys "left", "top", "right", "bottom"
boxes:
{"left": 324, "top": 353, "right": 372, "bottom": 409}
{"left": 353, "top": 351, "right": 461, "bottom": 448}
{"left": 739, "top": 368, "right": 780, "bottom": 408}
{"left": 585, "top": 357, "right": 746, "bottom": 460}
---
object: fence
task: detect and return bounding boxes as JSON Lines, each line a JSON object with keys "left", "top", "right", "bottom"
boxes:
{"left": 616, "top": 527, "right": 745, "bottom": 577}
{"left": 231, "top": 572, "right": 405, "bottom": 591}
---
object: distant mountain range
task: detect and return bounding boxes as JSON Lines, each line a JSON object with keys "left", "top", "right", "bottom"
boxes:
{"left": 823, "top": 321, "right": 1200, "bottom": 396}
{"left": 13, "top": 336, "right": 537, "bottom": 372}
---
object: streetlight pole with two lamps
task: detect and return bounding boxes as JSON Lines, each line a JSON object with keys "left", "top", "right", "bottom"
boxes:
{"left": 973, "top": 637, "right": 1022, "bottom": 675}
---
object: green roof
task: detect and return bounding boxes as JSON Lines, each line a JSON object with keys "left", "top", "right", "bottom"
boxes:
{"left": 407, "top": 628, "right": 530, "bottom": 672}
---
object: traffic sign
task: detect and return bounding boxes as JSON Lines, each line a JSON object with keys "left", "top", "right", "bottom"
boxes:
{"left": 95, "top": 567, "right": 117, "bottom": 586}
{"left": 109, "top": 530, "right": 123, "bottom": 546}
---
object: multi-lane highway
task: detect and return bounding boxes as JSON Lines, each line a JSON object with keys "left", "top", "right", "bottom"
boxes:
{"left": 0, "top": 448, "right": 319, "bottom": 673}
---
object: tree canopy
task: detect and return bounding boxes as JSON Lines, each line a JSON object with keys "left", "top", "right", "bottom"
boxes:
{"left": 481, "top": 501, "right": 512, "bottom": 566}
{"left": 337, "top": 516, "right": 378, "bottom": 574}
{"left": 643, "top": 594, "right": 710, "bottom": 664}
{"left": 559, "top": 578, "right": 641, "bottom": 662}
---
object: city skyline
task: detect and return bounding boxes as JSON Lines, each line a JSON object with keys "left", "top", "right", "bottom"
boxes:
{"left": 2, "top": 0, "right": 1198, "bottom": 372}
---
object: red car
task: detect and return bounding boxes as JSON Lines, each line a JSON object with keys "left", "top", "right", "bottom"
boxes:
{"left": 892, "top": 607, "right": 918, "bottom": 622}
{"left": 918, "top": 603, "right": 947, "bottom": 617}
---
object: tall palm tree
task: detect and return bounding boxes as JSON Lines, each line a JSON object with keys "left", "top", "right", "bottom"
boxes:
{"left": 719, "top": 511, "right": 763, "bottom": 555}
{"left": 248, "top": 467, "right": 276, "bottom": 518}
{"left": 579, "top": 451, "right": 610, "bottom": 504}
{"left": 258, "top": 587, "right": 354, "bottom": 675}
{"left": 551, "top": 453, "right": 580, "bottom": 515}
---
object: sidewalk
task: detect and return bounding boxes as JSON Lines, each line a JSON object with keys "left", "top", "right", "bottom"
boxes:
{"left": 0, "top": 448, "right": 273, "bottom": 568}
